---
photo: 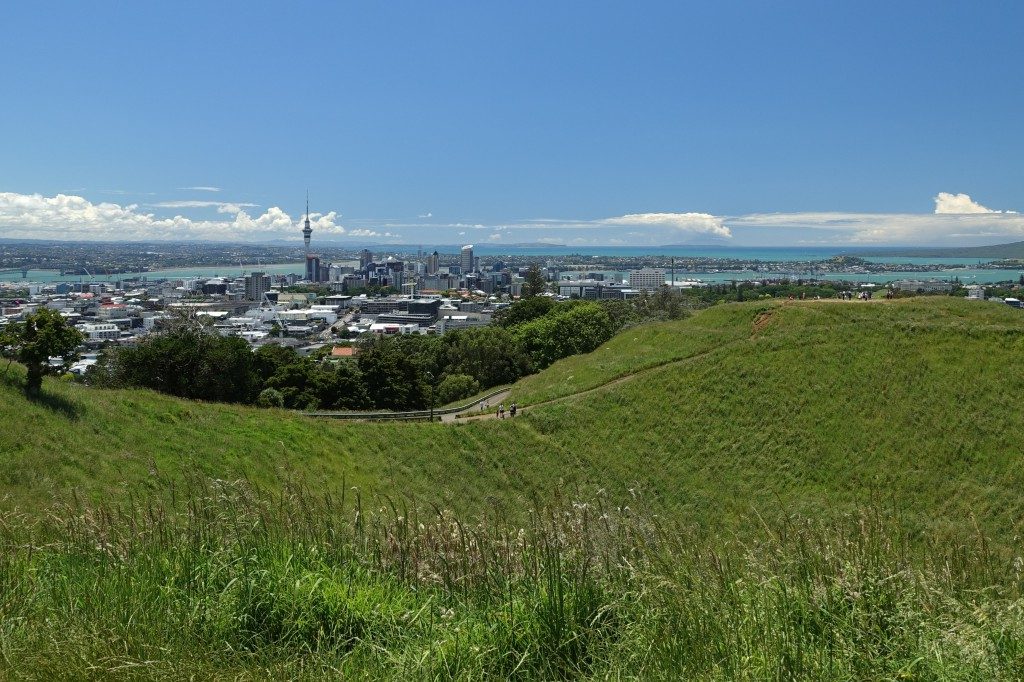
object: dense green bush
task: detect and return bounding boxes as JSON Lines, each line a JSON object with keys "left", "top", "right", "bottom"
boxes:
{"left": 512, "top": 302, "right": 617, "bottom": 369}
{"left": 435, "top": 373, "right": 479, "bottom": 405}
{"left": 255, "top": 387, "right": 284, "bottom": 408}
{"left": 438, "top": 325, "right": 533, "bottom": 387}
{"left": 96, "top": 324, "right": 257, "bottom": 403}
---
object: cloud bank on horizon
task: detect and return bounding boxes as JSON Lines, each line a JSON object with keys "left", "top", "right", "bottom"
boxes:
{"left": 0, "top": 192, "right": 397, "bottom": 242}
{"left": 0, "top": 191, "right": 1021, "bottom": 246}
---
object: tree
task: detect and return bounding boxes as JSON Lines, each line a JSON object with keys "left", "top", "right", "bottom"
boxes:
{"left": 1, "top": 308, "right": 83, "bottom": 396}
{"left": 512, "top": 302, "right": 616, "bottom": 369}
{"left": 97, "top": 324, "right": 257, "bottom": 403}
{"left": 436, "top": 373, "right": 480, "bottom": 405}
{"left": 255, "top": 387, "right": 285, "bottom": 408}
{"left": 441, "top": 326, "right": 533, "bottom": 387}
{"left": 494, "top": 296, "right": 554, "bottom": 327}
{"left": 522, "top": 265, "right": 547, "bottom": 298}
{"left": 357, "top": 337, "right": 429, "bottom": 410}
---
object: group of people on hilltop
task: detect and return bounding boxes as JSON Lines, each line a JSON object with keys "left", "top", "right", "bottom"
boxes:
{"left": 496, "top": 402, "right": 517, "bottom": 419}
{"left": 840, "top": 290, "right": 874, "bottom": 300}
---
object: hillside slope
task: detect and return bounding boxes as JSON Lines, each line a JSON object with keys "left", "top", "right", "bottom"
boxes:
{"left": 3, "top": 297, "right": 1024, "bottom": 543}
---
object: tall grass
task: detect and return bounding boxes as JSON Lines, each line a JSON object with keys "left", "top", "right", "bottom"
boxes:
{"left": 1, "top": 478, "right": 1022, "bottom": 679}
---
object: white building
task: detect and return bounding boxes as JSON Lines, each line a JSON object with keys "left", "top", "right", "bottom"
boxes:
{"left": 628, "top": 268, "right": 666, "bottom": 292}
{"left": 369, "top": 322, "right": 420, "bottom": 335}
{"left": 80, "top": 323, "right": 120, "bottom": 341}
{"left": 966, "top": 285, "right": 986, "bottom": 300}
{"left": 96, "top": 303, "right": 127, "bottom": 320}
{"left": 436, "top": 313, "right": 491, "bottom": 334}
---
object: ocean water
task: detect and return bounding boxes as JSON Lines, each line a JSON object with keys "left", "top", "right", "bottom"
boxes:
{"left": 2, "top": 249, "right": 1022, "bottom": 285}
{"left": 473, "top": 245, "right": 848, "bottom": 259}
{"left": 2, "top": 263, "right": 305, "bottom": 284}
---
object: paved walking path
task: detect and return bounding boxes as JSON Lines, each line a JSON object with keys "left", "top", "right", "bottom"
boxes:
{"left": 440, "top": 389, "right": 511, "bottom": 422}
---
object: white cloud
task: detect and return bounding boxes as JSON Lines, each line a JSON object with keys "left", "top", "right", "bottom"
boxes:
{"left": 730, "top": 208, "right": 1024, "bottom": 245}
{"left": 934, "top": 192, "right": 997, "bottom": 214}
{"left": 0, "top": 192, "right": 354, "bottom": 241}
{"left": 348, "top": 228, "right": 399, "bottom": 239}
{"left": 178, "top": 186, "right": 221, "bottom": 192}
{"left": 6, "top": 190, "right": 1023, "bottom": 247}
{"left": 150, "top": 200, "right": 259, "bottom": 210}
{"left": 602, "top": 212, "right": 732, "bottom": 238}
{"left": 418, "top": 212, "right": 433, "bottom": 218}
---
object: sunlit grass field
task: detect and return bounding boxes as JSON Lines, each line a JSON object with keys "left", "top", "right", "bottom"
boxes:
{"left": 2, "top": 296, "right": 1024, "bottom": 677}
{"left": 3, "top": 297, "right": 1024, "bottom": 538}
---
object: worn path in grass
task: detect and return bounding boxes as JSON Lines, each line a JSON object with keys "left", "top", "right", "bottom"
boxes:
{"left": 451, "top": 338, "right": 743, "bottom": 423}
{"left": 440, "top": 389, "right": 511, "bottom": 422}
{"left": 451, "top": 299, "right": 899, "bottom": 424}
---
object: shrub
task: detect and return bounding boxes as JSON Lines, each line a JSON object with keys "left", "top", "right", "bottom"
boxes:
{"left": 255, "top": 387, "right": 284, "bottom": 408}
{"left": 435, "top": 374, "right": 480, "bottom": 405}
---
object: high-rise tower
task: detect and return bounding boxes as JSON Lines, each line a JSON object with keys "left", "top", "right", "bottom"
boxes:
{"left": 302, "top": 192, "right": 312, "bottom": 253}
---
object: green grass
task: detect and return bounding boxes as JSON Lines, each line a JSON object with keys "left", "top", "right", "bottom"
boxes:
{"left": 4, "top": 296, "right": 1024, "bottom": 677}
{"left": 3, "top": 298, "right": 1024, "bottom": 542}
{"left": 1, "top": 482, "right": 1022, "bottom": 679}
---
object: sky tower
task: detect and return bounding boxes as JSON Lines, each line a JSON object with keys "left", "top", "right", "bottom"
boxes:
{"left": 302, "top": 192, "right": 312, "bottom": 253}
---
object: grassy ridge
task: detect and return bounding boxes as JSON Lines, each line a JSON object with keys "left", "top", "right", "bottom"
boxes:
{"left": 3, "top": 298, "right": 1024, "bottom": 540}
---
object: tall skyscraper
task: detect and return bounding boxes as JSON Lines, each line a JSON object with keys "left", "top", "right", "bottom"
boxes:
{"left": 427, "top": 250, "right": 440, "bottom": 275}
{"left": 302, "top": 193, "right": 312, "bottom": 253}
{"left": 460, "top": 244, "right": 474, "bottom": 273}
{"left": 306, "top": 255, "right": 321, "bottom": 283}
{"left": 359, "top": 249, "right": 373, "bottom": 270}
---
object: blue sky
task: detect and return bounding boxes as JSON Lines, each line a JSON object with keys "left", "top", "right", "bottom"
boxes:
{"left": 2, "top": 1, "right": 1022, "bottom": 247}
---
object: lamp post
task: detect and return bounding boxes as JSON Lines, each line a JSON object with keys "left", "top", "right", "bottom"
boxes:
{"left": 425, "top": 371, "right": 434, "bottom": 422}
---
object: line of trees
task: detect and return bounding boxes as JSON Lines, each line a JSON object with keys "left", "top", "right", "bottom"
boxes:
{"left": 89, "top": 299, "right": 619, "bottom": 411}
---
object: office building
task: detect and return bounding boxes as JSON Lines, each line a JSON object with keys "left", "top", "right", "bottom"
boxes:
{"left": 359, "top": 249, "right": 373, "bottom": 269}
{"left": 460, "top": 244, "right": 475, "bottom": 273}
{"left": 306, "top": 255, "right": 321, "bottom": 283}
{"left": 629, "top": 268, "right": 666, "bottom": 292}
{"left": 245, "top": 272, "right": 271, "bottom": 301}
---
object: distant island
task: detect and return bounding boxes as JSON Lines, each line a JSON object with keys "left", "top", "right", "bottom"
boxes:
{"left": 856, "top": 240, "right": 1024, "bottom": 259}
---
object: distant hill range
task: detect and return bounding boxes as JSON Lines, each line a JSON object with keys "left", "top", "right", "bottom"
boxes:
{"left": 858, "top": 241, "right": 1024, "bottom": 259}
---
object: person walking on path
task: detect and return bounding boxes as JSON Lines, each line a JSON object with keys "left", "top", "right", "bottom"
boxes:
{"left": 498, "top": 403, "right": 506, "bottom": 419}
{"left": 510, "top": 402, "right": 517, "bottom": 418}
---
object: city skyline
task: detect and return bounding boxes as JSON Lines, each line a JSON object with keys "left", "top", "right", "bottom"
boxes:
{"left": 2, "top": 2, "right": 1022, "bottom": 247}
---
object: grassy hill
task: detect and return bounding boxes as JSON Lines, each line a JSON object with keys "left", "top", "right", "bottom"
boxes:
{"left": 4, "top": 297, "right": 1024, "bottom": 678}
{"left": 4, "top": 297, "right": 1024, "bottom": 540}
